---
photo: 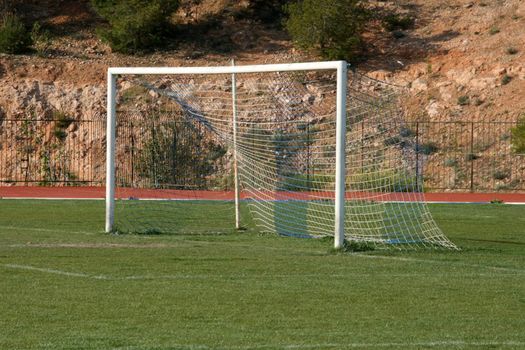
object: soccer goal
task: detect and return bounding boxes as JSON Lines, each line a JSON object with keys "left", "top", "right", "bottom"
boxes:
{"left": 105, "top": 61, "right": 457, "bottom": 250}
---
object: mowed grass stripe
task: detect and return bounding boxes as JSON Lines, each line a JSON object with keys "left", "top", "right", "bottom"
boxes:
{"left": 3, "top": 263, "right": 521, "bottom": 280}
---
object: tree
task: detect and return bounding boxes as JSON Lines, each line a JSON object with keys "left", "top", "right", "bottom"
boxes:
{"left": 90, "top": 0, "right": 179, "bottom": 54}
{"left": 284, "top": 0, "right": 369, "bottom": 61}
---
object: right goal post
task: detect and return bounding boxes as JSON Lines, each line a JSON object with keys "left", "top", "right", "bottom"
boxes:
{"left": 105, "top": 60, "right": 457, "bottom": 250}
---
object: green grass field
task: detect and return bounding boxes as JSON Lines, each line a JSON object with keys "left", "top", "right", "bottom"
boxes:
{"left": 0, "top": 200, "right": 524, "bottom": 349}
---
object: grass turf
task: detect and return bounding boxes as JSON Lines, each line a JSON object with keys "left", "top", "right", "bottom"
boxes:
{"left": 0, "top": 199, "right": 524, "bottom": 349}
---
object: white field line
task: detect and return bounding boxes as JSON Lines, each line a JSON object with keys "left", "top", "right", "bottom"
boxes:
{"left": 1, "top": 229, "right": 523, "bottom": 275}
{"left": 0, "top": 225, "right": 96, "bottom": 235}
{"left": 112, "top": 340, "right": 525, "bottom": 349}
{"left": 2, "top": 264, "right": 110, "bottom": 280}
{"left": 354, "top": 253, "right": 525, "bottom": 275}
{"left": 170, "top": 239, "right": 525, "bottom": 274}
{"left": 167, "top": 239, "right": 525, "bottom": 275}
{"left": 2, "top": 238, "right": 524, "bottom": 275}
{"left": 1, "top": 263, "right": 520, "bottom": 282}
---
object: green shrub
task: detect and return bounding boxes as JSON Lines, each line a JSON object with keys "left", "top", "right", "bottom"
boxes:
{"left": 382, "top": 13, "right": 414, "bottom": 31}
{"left": 444, "top": 158, "right": 458, "bottom": 167}
{"left": 399, "top": 127, "right": 415, "bottom": 137}
{"left": 493, "top": 169, "right": 509, "bottom": 180}
{"left": 465, "top": 153, "right": 479, "bottom": 161}
{"left": 284, "top": 0, "right": 369, "bottom": 61}
{"left": 417, "top": 142, "right": 439, "bottom": 155}
{"left": 510, "top": 117, "right": 525, "bottom": 154}
{"left": 30, "top": 22, "right": 52, "bottom": 55}
{"left": 383, "top": 136, "right": 401, "bottom": 146}
{"left": 54, "top": 111, "right": 74, "bottom": 129}
{"left": 0, "top": 13, "right": 31, "bottom": 54}
{"left": 501, "top": 74, "right": 512, "bottom": 85}
{"left": 53, "top": 128, "right": 67, "bottom": 140}
{"left": 90, "top": 0, "right": 179, "bottom": 54}
{"left": 507, "top": 47, "right": 518, "bottom": 55}
{"left": 457, "top": 95, "right": 469, "bottom": 106}
{"left": 349, "top": 169, "right": 419, "bottom": 193}
{"left": 392, "top": 30, "right": 405, "bottom": 39}
{"left": 489, "top": 26, "right": 500, "bottom": 35}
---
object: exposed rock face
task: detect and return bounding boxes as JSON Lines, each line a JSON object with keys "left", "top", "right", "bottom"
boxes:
{"left": 446, "top": 68, "right": 476, "bottom": 86}
{"left": 469, "top": 77, "right": 497, "bottom": 90}
{"left": 410, "top": 78, "right": 428, "bottom": 93}
{"left": 426, "top": 100, "right": 442, "bottom": 118}
{"left": 0, "top": 80, "right": 105, "bottom": 119}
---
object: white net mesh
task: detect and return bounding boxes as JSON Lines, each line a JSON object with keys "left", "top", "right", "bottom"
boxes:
{"left": 112, "top": 66, "right": 457, "bottom": 249}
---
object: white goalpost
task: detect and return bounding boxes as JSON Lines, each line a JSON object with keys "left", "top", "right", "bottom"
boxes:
{"left": 105, "top": 60, "right": 457, "bottom": 250}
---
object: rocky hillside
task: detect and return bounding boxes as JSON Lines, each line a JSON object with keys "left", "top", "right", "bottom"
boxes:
{"left": 0, "top": 0, "right": 523, "bottom": 122}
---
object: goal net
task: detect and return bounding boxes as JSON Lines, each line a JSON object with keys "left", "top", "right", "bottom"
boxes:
{"left": 106, "top": 62, "right": 457, "bottom": 249}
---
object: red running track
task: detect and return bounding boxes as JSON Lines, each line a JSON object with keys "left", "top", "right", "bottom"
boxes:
{"left": 1, "top": 186, "right": 524, "bottom": 203}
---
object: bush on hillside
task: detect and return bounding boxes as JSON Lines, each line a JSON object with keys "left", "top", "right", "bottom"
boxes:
{"left": 245, "top": 0, "right": 289, "bottom": 24}
{"left": 91, "top": 0, "right": 179, "bottom": 54}
{"left": 511, "top": 117, "right": 525, "bottom": 154}
{"left": 284, "top": 0, "right": 369, "bottom": 61}
{"left": 0, "top": 13, "right": 31, "bottom": 54}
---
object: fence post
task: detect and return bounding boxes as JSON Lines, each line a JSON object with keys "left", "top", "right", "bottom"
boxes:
{"left": 415, "top": 121, "right": 420, "bottom": 191}
{"left": 470, "top": 121, "right": 474, "bottom": 193}
{"left": 361, "top": 121, "right": 364, "bottom": 170}
{"left": 130, "top": 121, "right": 135, "bottom": 186}
{"left": 306, "top": 121, "right": 310, "bottom": 190}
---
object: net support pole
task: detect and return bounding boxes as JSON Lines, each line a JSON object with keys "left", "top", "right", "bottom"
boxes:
{"left": 231, "top": 59, "right": 241, "bottom": 229}
{"left": 334, "top": 61, "right": 348, "bottom": 249}
{"left": 105, "top": 71, "right": 117, "bottom": 233}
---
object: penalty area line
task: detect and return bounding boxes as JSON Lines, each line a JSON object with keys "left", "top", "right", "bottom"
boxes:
{"left": 2, "top": 263, "right": 111, "bottom": 280}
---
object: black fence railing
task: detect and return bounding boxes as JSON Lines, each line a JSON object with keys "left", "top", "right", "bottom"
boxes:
{"left": 0, "top": 119, "right": 106, "bottom": 186}
{"left": 405, "top": 121, "right": 524, "bottom": 192}
{"left": 0, "top": 119, "right": 523, "bottom": 192}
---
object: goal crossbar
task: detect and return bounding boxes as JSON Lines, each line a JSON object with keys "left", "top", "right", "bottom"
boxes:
{"left": 108, "top": 61, "right": 346, "bottom": 76}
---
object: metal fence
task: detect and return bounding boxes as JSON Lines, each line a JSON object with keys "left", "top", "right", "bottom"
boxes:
{"left": 0, "top": 119, "right": 106, "bottom": 186}
{"left": 0, "top": 118, "right": 523, "bottom": 192}
{"left": 406, "top": 121, "right": 524, "bottom": 192}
